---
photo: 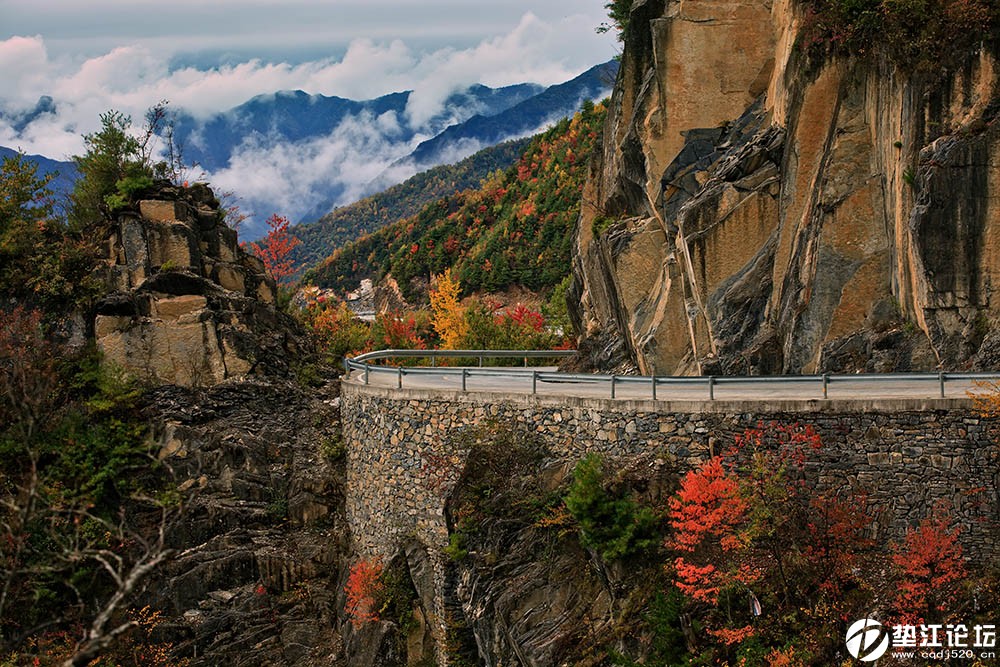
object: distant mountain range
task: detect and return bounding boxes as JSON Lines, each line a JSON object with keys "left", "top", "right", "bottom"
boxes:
{"left": 0, "top": 146, "right": 76, "bottom": 202}
{"left": 304, "top": 100, "right": 609, "bottom": 301}
{"left": 1, "top": 60, "right": 617, "bottom": 240}
{"left": 170, "top": 82, "right": 545, "bottom": 175}
{"left": 290, "top": 136, "right": 532, "bottom": 274}
{"left": 378, "top": 59, "right": 618, "bottom": 188}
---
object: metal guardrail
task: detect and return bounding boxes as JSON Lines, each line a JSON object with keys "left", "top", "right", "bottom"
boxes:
{"left": 344, "top": 349, "right": 576, "bottom": 390}
{"left": 343, "top": 349, "right": 1000, "bottom": 400}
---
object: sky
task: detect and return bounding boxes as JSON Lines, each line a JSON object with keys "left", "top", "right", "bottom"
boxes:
{"left": 0, "top": 1, "right": 618, "bottom": 233}
{"left": 0, "top": 0, "right": 616, "bottom": 156}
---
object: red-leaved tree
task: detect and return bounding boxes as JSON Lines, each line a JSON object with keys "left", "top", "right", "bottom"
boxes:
{"left": 247, "top": 214, "right": 300, "bottom": 284}
{"left": 668, "top": 456, "right": 747, "bottom": 603}
{"left": 375, "top": 312, "right": 427, "bottom": 351}
{"left": 892, "top": 514, "right": 967, "bottom": 625}
{"left": 345, "top": 559, "right": 384, "bottom": 628}
{"left": 665, "top": 422, "right": 878, "bottom": 658}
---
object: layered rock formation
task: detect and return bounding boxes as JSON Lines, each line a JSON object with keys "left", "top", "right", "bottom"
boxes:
{"left": 95, "top": 182, "right": 303, "bottom": 386}
{"left": 571, "top": 0, "right": 1000, "bottom": 374}
{"left": 78, "top": 183, "right": 358, "bottom": 664}
{"left": 151, "top": 380, "right": 348, "bottom": 666}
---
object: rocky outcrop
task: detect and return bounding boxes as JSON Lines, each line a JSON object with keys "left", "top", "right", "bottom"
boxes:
{"left": 146, "top": 379, "right": 350, "bottom": 666}
{"left": 571, "top": 0, "right": 1000, "bottom": 374}
{"left": 87, "top": 186, "right": 368, "bottom": 662}
{"left": 94, "top": 182, "right": 305, "bottom": 386}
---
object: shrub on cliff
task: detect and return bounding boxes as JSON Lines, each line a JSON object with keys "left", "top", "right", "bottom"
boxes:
{"left": 0, "top": 153, "right": 56, "bottom": 295}
{"left": 70, "top": 102, "right": 187, "bottom": 229}
{"left": 445, "top": 423, "right": 554, "bottom": 544}
{"left": 309, "top": 302, "right": 374, "bottom": 362}
{"left": 800, "top": 0, "right": 997, "bottom": 70}
{"left": 892, "top": 513, "right": 967, "bottom": 625}
{"left": 70, "top": 110, "right": 153, "bottom": 227}
{"left": 0, "top": 309, "right": 185, "bottom": 665}
{"left": 345, "top": 559, "right": 384, "bottom": 627}
{"left": 597, "top": 0, "right": 632, "bottom": 42}
{"left": 245, "top": 213, "right": 301, "bottom": 285}
{"left": 657, "top": 422, "right": 997, "bottom": 664}
{"left": 564, "top": 453, "right": 660, "bottom": 562}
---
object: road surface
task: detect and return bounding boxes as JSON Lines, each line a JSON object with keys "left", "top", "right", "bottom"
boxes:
{"left": 346, "top": 366, "right": 994, "bottom": 402}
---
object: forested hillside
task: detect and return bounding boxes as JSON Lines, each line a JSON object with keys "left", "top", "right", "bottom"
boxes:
{"left": 290, "top": 137, "right": 530, "bottom": 272}
{"left": 305, "top": 100, "right": 607, "bottom": 301}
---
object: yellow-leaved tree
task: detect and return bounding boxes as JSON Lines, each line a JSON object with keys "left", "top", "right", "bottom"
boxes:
{"left": 430, "top": 268, "right": 468, "bottom": 349}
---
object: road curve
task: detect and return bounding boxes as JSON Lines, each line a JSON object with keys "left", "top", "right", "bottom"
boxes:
{"left": 345, "top": 366, "right": 996, "bottom": 402}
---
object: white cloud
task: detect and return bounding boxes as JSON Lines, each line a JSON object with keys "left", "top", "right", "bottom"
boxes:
{"left": 0, "top": 6, "right": 613, "bottom": 121}
{"left": 0, "top": 4, "right": 617, "bottom": 236}
{"left": 207, "top": 109, "right": 417, "bottom": 235}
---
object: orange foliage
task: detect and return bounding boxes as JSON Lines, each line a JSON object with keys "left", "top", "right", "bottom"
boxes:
{"left": 668, "top": 456, "right": 747, "bottom": 552}
{"left": 667, "top": 456, "right": 747, "bottom": 603}
{"left": 971, "top": 379, "right": 1000, "bottom": 416}
{"left": 104, "top": 607, "right": 189, "bottom": 667}
{"left": 708, "top": 625, "right": 754, "bottom": 645}
{"left": 803, "top": 493, "right": 874, "bottom": 598}
{"left": 502, "top": 303, "right": 544, "bottom": 333}
{"left": 345, "top": 558, "right": 384, "bottom": 628}
{"left": 246, "top": 213, "right": 301, "bottom": 284}
{"left": 892, "top": 515, "right": 967, "bottom": 625}
{"left": 18, "top": 607, "right": 187, "bottom": 667}
{"left": 309, "top": 302, "right": 373, "bottom": 359}
{"left": 765, "top": 646, "right": 806, "bottom": 667}
{"left": 376, "top": 312, "right": 426, "bottom": 350}
{"left": 666, "top": 422, "right": 884, "bottom": 655}
{"left": 732, "top": 421, "right": 822, "bottom": 464}
{"left": 429, "top": 269, "right": 467, "bottom": 349}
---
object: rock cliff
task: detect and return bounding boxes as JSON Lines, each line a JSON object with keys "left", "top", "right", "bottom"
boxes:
{"left": 94, "top": 182, "right": 305, "bottom": 386}
{"left": 86, "top": 183, "right": 361, "bottom": 665}
{"left": 151, "top": 380, "right": 348, "bottom": 666}
{"left": 570, "top": 0, "right": 1000, "bottom": 374}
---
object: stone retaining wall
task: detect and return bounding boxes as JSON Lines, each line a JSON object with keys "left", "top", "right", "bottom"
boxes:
{"left": 340, "top": 382, "right": 999, "bottom": 663}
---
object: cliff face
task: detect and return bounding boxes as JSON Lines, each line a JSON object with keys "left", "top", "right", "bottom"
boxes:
{"left": 95, "top": 182, "right": 305, "bottom": 386}
{"left": 571, "top": 0, "right": 1000, "bottom": 374}
{"left": 88, "top": 184, "right": 357, "bottom": 665}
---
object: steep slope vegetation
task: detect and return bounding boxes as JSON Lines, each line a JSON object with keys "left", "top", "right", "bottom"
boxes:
{"left": 388, "top": 60, "right": 618, "bottom": 176}
{"left": 304, "top": 101, "right": 607, "bottom": 301}
{"left": 289, "top": 137, "right": 530, "bottom": 272}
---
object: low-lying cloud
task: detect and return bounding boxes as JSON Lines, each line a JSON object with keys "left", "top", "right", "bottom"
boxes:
{"left": 207, "top": 109, "right": 418, "bottom": 226}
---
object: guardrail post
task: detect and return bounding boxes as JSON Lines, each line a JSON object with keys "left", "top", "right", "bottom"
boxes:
{"left": 461, "top": 369, "right": 467, "bottom": 392}
{"left": 364, "top": 365, "right": 370, "bottom": 385}
{"left": 939, "top": 371, "right": 945, "bottom": 398}
{"left": 397, "top": 367, "right": 403, "bottom": 389}
{"left": 611, "top": 375, "right": 617, "bottom": 399}
{"left": 532, "top": 371, "right": 538, "bottom": 395}
{"left": 431, "top": 356, "right": 436, "bottom": 368}
{"left": 709, "top": 376, "right": 715, "bottom": 401}
{"left": 523, "top": 356, "right": 528, "bottom": 367}
{"left": 478, "top": 356, "right": 483, "bottom": 367}
{"left": 652, "top": 376, "right": 657, "bottom": 401}
{"left": 822, "top": 373, "right": 829, "bottom": 399}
